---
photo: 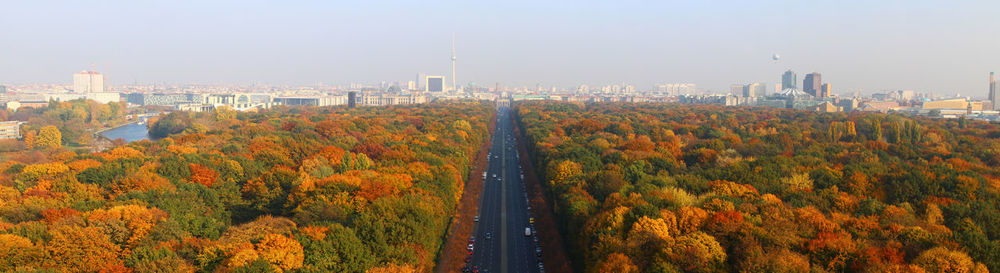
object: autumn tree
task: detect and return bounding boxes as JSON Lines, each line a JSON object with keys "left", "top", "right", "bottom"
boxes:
{"left": 35, "top": 125, "right": 62, "bottom": 148}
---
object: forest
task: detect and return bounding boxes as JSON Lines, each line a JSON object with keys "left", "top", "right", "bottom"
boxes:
{"left": 0, "top": 99, "right": 130, "bottom": 152}
{"left": 516, "top": 102, "right": 1000, "bottom": 273}
{"left": 0, "top": 101, "right": 492, "bottom": 272}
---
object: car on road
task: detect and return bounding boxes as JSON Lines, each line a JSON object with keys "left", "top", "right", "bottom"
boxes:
{"left": 536, "top": 247, "right": 542, "bottom": 256}
{"left": 529, "top": 217, "right": 534, "bottom": 224}
{"left": 474, "top": 216, "right": 479, "bottom": 222}
{"left": 485, "top": 232, "right": 492, "bottom": 240}
{"left": 465, "top": 255, "right": 472, "bottom": 263}
{"left": 525, "top": 227, "right": 532, "bottom": 237}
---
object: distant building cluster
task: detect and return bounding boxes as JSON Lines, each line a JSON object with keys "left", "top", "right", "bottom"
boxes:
{"left": 5, "top": 63, "right": 1000, "bottom": 126}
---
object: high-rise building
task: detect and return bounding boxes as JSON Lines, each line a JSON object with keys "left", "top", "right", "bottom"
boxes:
{"left": 820, "top": 83, "right": 831, "bottom": 98}
{"left": 73, "top": 70, "right": 104, "bottom": 93}
{"left": 348, "top": 91, "right": 357, "bottom": 108}
{"left": 990, "top": 72, "right": 998, "bottom": 110}
{"left": 803, "top": 72, "right": 821, "bottom": 97}
{"left": 781, "top": 70, "right": 797, "bottom": 90}
{"left": 416, "top": 73, "right": 427, "bottom": 90}
{"left": 730, "top": 84, "right": 743, "bottom": 96}
{"left": 425, "top": 76, "right": 444, "bottom": 92}
{"left": 407, "top": 80, "right": 417, "bottom": 91}
{"left": 743, "top": 83, "right": 766, "bottom": 97}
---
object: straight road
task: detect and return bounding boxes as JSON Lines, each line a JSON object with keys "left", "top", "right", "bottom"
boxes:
{"left": 467, "top": 106, "right": 541, "bottom": 273}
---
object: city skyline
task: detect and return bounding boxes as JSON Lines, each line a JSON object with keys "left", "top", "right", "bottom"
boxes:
{"left": 2, "top": 1, "right": 1000, "bottom": 95}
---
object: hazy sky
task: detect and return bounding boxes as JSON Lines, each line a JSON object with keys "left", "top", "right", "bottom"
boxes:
{"left": 2, "top": 0, "right": 999, "bottom": 95}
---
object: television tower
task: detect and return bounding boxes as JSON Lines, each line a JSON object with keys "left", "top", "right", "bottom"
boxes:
{"left": 451, "top": 33, "right": 457, "bottom": 94}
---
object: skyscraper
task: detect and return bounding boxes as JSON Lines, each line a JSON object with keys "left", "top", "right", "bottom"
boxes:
{"left": 781, "top": 70, "right": 797, "bottom": 90}
{"left": 73, "top": 70, "right": 104, "bottom": 93}
{"left": 820, "top": 83, "right": 831, "bottom": 98}
{"left": 426, "top": 76, "right": 444, "bottom": 92}
{"left": 803, "top": 72, "right": 821, "bottom": 97}
{"left": 990, "top": 72, "right": 998, "bottom": 110}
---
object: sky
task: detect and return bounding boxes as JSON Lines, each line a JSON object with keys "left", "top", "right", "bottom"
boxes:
{"left": 1, "top": 0, "right": 999, "bottom": 96}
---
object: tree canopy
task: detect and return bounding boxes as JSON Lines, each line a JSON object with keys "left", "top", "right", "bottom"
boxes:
{"left": 517, "top": 102, "right": 999, "bottom": 273}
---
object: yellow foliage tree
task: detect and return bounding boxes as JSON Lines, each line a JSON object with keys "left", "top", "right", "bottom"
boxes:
{"left": 593, "top": 253, "right": 639, "bottom": 273}
{"left": 664, "top": 231, "right": 727, "bottom": 272}
{"left": 627, "top": 216, "right": 673, "bottom": 249}
{"left": 913, "top": 247, "right": 981, "bottom": 273}
{"left": 676, "top": 206, "right": 709, "bottom": 234}
{"left": 23, "top": 130, "right": 37, "bottom": 148}
{"left": 366, "top": 264, "right": 418, "bottom": 273}
{"left": 550, "top": 160, "right": 582, "bottom": 187}
{"left": 45, "top": 225, "right": 124, "bottom": 272}
{"left": 87, "top": 204, "right": 168, "bottom": 245}
{"left": 255, "top": 234, "right": 304, "bottom": 273}
{"left": 36, "top": 125, "right": 62, "bottom": 149}
{"left": 0, "top": 234, "right": 44, "bottom": 271}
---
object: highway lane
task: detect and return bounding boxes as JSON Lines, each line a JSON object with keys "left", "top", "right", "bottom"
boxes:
{"left": 468, "top": 106, "right": 540, "bottom": 273}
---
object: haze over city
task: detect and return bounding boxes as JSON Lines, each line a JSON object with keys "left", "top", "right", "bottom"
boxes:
{"left": 3, "top": 0, "right": 999, "bottom": 95}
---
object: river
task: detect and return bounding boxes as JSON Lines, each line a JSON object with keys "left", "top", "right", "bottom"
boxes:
{"left": 100, "top": 123, "right": 150, "bottom": 142}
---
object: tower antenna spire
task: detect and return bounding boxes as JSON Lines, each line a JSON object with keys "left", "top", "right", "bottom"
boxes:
{"left": 451, "top": 33, "right": 457, "bottom": 94}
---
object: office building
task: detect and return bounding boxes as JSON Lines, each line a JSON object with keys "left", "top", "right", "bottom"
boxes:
{"left": 73, "top": 70, "right": 104, "bottom": 93}
{"left": 923, "top": 98, "right": 984, "bottom": 111}
{"left": 127, "top": 93, "right": 202, "bottom": 106}
{"left": 654, "top": 83, "right": 697, "bottom": 96}
{"left": 273, "top": 96, "right": 344, "bottom": 107}
{"left": 803, "top": 72, "right": 821, "bottom": 97}
{"left": 743, "top": 83, "right": 766, "bottom": 98}
{"left": 990, "top": 72, "right": 998, "bottom": 110}
{"left": 426, "top": 76, "right": 444, "bottom": 92}
{"left": 348, "top": 92, "right": 357, "bottom": 108}
{"left": 0, "top": 121, "right": 20, "bottom": 139}
{"left": 730, "top": 84, "right": 744, "bottom": 96}
{"left": 782, "top": 70, "right": 797, "bottom": 90}
{"left": 819, "top": 83, "right": 831, "bottom": 98}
